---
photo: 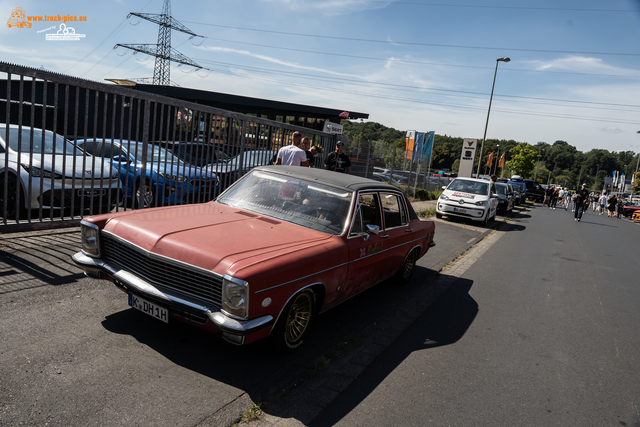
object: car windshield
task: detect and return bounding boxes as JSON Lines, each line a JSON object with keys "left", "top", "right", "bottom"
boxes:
{"left": 496, "top": 184, "right": 508, "bottom": 195}
{"left": 217, "top": 170, "right": 353, "bottom": 235}
{"left": 225, "top": 151, "right": 275, "bottom": 168}
{"left": 3, "top": 127, "right": 79, "bottom": 154}
{"left": 175, "top": 144, "right": 230, "bottom": 166}
{"left": 510, "top": 182, "right": 525, "bottom": 191}
{"left": 448, "top": 179, "right": 489, "bottom": 196}
{"left": 130, "top": 144, "right": 183, "bottom": 165}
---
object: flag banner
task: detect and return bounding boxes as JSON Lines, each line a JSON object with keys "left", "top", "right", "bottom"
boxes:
{"left": 405, "top": 130, "right": 416, "bottom": 161}
{"left": 498, "top": 153, "right": 505, "bottom": 168}
{"left": 412, "top": 132, "right": 425, "bottom": 164}
{"left": 420, "top": 131, "right": 435, "bottom": 163}
{"left": 486, "top": 152, "right": 493, "bottom": 167}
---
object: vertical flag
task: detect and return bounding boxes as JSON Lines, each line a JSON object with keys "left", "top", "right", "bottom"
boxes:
{"left": 405, "top": 130, "right": 416, "bottom": 161}
{"left": 498, "top": 153, "right": 505, "bottom": 168}
{"left": 486, "top": 152, "right": 493, "bottom": 167}
{"left": 421, "top": 131, "right": 435, "bottom": 163}
{"left": 412, "top": 132, "right": 425, "bottom": 164}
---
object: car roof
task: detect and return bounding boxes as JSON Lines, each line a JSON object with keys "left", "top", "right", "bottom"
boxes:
{"left": 450, "top": 177, "right": 490, "bottom": 184}
{"left": 254, "top": 165, "right": 399, "bottom": 192}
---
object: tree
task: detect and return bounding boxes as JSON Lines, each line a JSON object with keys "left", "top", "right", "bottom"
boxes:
{"left": 632, "top": 172, "right": 640, "bottom": 195}
{"left": 505, "top": 143, "right": 538, "bottom": 178}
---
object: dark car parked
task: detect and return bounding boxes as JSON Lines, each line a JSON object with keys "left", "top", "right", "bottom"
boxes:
{"left": 495, "top": 182, "right": 514, "bottom": 214}
{"left": 524, "top": 179, "right": 545, "bottom": 202}
{"left": 507, "top": 183, "right": 520, "bottom": 206}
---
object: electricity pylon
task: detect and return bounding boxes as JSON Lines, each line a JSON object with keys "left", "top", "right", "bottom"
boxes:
{"left": 116, "top": 0, "right": 201, "bottom": 85}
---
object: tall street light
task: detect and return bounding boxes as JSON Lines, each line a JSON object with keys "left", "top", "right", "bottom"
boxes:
{"left": 477, "top": 57, "right": 510, "bottom": 178}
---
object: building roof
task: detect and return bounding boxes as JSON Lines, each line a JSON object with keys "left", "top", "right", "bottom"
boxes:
{"left": 131, "top": 84, "right": 369, "bottom": 122}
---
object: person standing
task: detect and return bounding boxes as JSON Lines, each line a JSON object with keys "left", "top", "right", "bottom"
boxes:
{"left": 607, "top": 194, "right": 617, "bottom": 218}
{"left": 616, "top": 196, "right": 625, "bottom": 218}
{"left": 275, "top": 131, "right": 309, "bottom": 167}
{"left": 324, "top": 141, "right": 351, "bottom": 173}
{"left": 574, "top": 184, "right": 589, "bottom": 222}
{"left": 300, "top": 137, "right": 322, "bottom": 167}
{"left": 598, "top": 192, "right": 608, "bottom": 215}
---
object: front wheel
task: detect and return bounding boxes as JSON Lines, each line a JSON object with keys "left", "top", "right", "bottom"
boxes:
{"left": 435, "top": 212, "right": 442, "bottom": 219}
{"left": 271, "top": 289, "right": 316, "bottom": 351}
{"left": 0, "top": 175, "right": 26, "bottom": 220}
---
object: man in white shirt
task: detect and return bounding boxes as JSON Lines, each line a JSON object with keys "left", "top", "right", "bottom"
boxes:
{"left": 275, "top": 131, "right": 309, "bottom": 166}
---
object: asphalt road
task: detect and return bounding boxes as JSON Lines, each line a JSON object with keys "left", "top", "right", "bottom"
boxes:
{"left": 0, "top": 205, "right": 497, "bottom": 426}
{"left": 311, "top": 204, "right": 640, "bottom": 426}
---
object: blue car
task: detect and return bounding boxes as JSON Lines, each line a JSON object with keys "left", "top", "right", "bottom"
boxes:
{"left": 76, "top": 139, "right": 218, "bottom": 207}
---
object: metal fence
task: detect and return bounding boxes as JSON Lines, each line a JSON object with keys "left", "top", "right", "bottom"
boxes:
{"left": 338, "top": 135, "right": 454, "bottom": 192}
{"left": 0, "top": 62, "right": 336, "bottom": 232}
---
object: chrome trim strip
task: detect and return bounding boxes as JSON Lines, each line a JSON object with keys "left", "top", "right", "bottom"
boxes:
{"left": 72, "top": 251, "right": 272, "bottom": 336}
{"left": 255, "top": 262, "right": 349, "bottom": 294}
{"left": 255, "top": 235, "right": 428, "bottom": 294}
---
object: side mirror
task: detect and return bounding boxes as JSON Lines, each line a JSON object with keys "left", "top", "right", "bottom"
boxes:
{"left": 112, "top": 155, "right": 129, "bottom": 163}
{"left": 441, "top": 185, "right": 447, "bottom": 190}
{"left": 491, "top": 194, "right": 498, "bottom": 199}
{"left": 366, "top": 224, "right": 380, "bottom": 235}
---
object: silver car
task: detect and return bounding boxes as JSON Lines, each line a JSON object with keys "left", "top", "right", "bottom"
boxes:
{"left": 0, "top": 124, "right": 122, "bottom": 219}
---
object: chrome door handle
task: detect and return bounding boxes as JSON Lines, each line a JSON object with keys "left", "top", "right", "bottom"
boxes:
{"left": 405, "top": 228, "right": 413, "bottom": 232}
{"left": 379, "top": 235, "right": 389, "bottom": 239}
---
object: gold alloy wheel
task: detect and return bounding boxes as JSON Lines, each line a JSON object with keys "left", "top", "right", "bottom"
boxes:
{"left": 403, "top": 250, "right": 417, "bottom": 281}
{"left": 285, "top": 291, "right": 313, "bottom": 345}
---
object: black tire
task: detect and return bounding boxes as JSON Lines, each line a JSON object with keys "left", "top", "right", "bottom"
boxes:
{"left": 134, "top": 179, "right": 156, "bottom": 208}
{"left": 397, "top": 249, "right": 418, "bottom": 283}
{"left": 0, "top": 174, "right": 26, "bottom": 220}
{"left": 435, "top": 212, "right": 442, "bottom": 219}
{"left": 272, "top": 288, "right": 316, "bottom": 351}
{"left": 482, "top": 210, "right": 490, "bottom": 226}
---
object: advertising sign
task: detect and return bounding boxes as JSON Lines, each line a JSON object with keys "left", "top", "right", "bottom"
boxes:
{"left": 458, "top": 138, "right": 477, "bottom": 178}
{"left": 323, "top": 121, "right": 344, "bottom": 135}
{"left": 405, "top": 130, "right": 416, "bottom": 160}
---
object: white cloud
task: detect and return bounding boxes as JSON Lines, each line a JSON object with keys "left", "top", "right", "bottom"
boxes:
{"left": 601, "top": 126, "right": 623, "bottom": 134}
{"left": 527, "top": 55, "right": 636, "bottom": 75}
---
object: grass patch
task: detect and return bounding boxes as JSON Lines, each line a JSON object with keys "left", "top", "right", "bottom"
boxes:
{"left": 418, "top": 207, "right": 437, "bottom": 217}
{"left": 232, "top": 404, "right": 262, "bottom": 426}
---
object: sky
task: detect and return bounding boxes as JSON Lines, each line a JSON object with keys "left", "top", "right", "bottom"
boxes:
{"left": 1, "top": 0, "right": 640, "bottom": 154}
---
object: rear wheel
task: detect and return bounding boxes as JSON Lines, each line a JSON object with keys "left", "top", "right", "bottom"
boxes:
{"left": 397, "top": 249, "right": 418, "bottom": 283}
{"left": 135, "top": 179, "right": 156, "bottom": 208}
{"left": 272, "top": 289, "right": 316, "bottom": 351}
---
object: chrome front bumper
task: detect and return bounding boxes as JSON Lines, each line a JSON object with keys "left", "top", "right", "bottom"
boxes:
{"left": 72, "top": 252, "right": 273, "bottom": 342}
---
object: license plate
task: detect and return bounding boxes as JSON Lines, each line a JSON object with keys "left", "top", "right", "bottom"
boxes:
{"left": 78, "top": 189, "right": 106, "bottom": 197}
{"left": 453, "top": 207, "right": 467, "bottom": 214}
{"left": 128, "top": 293, "right": 168, "bottom": 323}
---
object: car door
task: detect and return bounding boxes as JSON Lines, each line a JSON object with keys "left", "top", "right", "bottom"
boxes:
{"left": 344, "top": 192, "right": 389, "bottom": 299}
{"left": 378, "top": 191, "right": 414, "bottom": 278}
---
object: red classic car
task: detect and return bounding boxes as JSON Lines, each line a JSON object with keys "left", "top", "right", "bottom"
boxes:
{"left": 72, "top": 166, "right": 436, "bottom": 350}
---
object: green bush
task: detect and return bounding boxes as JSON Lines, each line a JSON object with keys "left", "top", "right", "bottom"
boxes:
{"left": 394, "top": 185, "right": 441, "bottom": 201}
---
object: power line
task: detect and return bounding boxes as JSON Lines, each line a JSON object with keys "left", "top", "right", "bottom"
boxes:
{"left": 198, "top": 37, "right": 640, "bottom": 79}
{"left": 192, "top": 57, "right": 640, "bottom": 111}
{"left": 335, "top": 1, "right": 639, "bottom": 12}
{"left": 186, "top": 63, "right": 640, "bottom": 125}
{"left": 182, "top": 21, "right": 640, "bottom": 57}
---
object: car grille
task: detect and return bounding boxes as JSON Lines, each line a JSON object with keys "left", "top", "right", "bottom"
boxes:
{"left": 101, "top": 233, "right": 223, "bottom": 308}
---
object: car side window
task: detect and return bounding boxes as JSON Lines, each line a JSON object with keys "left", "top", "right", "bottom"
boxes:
{"left": 380, "top": 192, "right": 406, "bottom": 229}
{"left": 350, "top": 193, "right": 382, "bottom": 236}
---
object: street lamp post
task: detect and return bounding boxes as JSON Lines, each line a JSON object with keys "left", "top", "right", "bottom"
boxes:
{"left": 477, "top": 57, "right": 510, "bottom": 178}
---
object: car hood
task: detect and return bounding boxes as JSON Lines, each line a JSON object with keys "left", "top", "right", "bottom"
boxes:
{"left": 101, "top": 202, "right": 332, "bottom": 275}
{"left": 137, "top": 161, "right": 216, "bottom": 180}
{"left": 443, "top": 189, "right": 489, "bottom": 202}
{"left": 18, "top": 153, "right": 116, "bottom": 179}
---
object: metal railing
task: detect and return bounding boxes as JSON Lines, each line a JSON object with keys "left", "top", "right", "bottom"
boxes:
{"left": 1, "top": 62, "right": 336, "bottom": 232}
